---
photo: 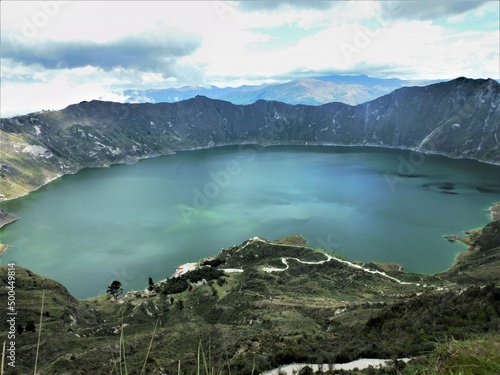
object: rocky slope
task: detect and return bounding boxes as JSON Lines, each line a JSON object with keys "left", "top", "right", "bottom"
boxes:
{"left": 1, "top": 77, "right": 499, "bottom": 200}
{"left": 0, "top": 221, "right": 499, "bottom": 374}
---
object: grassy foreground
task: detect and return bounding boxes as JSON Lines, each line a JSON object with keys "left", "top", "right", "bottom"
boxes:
{"left": 0, "top": 222, "right": 499, "bottom": 374}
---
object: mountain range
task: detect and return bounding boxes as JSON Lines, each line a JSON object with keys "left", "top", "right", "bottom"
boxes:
{"left": 1, "top": 76, "right": 500, "bottom": 374}
{"left": 1, "top": 77, "right": 499, "bottom": 201}
{"left": 124, "top": 74, "right": 440, "bottom": 106}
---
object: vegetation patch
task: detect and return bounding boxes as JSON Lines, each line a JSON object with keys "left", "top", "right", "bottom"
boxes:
{"left": 1, "top": 225, "right": 499, "bottom": 374}
{"left": 159, "top": 267, "right": 225, "bottom": 295}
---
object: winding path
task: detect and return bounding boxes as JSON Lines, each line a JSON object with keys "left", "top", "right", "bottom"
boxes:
{"left": 227, "top": 237, "right": 422, "bottom": 287}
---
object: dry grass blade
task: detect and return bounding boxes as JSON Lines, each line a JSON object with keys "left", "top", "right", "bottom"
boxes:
{"left": 120, "top": 314, "right": 128, "bottom": 375}
{"left": 34, "top": 290, "right": 45, "bottom": 375}
{"left": 1, "top": 341, "right": 6, "bottom": 375}
{"left": 197, "top": 340, "right": 201, "bottom": 375}
{"left": 140, "top": 320, "right": 159, "bottom": 375}
{"left": 106, "top": 338, "right": 120, "bottom": 375}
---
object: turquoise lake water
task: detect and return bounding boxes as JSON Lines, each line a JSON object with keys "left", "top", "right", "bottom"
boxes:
{"left": 1, "top": 145, "right": 499, "bottom": 299}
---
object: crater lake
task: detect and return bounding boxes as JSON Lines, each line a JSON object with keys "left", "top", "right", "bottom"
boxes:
{"left": 1, "top": 145, "right": 499, "bottom": 299}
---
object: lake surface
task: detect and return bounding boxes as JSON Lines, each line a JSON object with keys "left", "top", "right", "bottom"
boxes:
{"left": 1, "top": 145, "right": 499, "bottom": 299}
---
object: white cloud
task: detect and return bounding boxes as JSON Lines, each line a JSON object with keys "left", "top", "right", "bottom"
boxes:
{"left": 0, "top": 0, "right": 498, "bottom": 116}
{"left": 0, "top": 63, "right": 131, "bottom": 116}
{"left": 380, "top": 0, "right": 489, "bottom": 21}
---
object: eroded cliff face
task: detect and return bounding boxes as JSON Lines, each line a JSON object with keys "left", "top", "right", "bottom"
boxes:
{"left": 1, "top": 77, "right": 499, "bottom": 200}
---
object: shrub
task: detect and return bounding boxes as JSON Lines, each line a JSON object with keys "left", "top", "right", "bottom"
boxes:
{"left": 184, "top": 268, "right": 224, "bottom": 283}
{"left": 160, "top": 267, "right": 224, "bottom": 295}
{"left": 162, "top": 278, "right": 189, "bottom": 295}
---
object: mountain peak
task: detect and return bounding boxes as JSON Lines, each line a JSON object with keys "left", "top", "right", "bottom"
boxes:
{"left": 0, "top": 78, "right": 498, "bottom": 200}
{"left": 123, "top": 74, "right": 442, "bottom": 107}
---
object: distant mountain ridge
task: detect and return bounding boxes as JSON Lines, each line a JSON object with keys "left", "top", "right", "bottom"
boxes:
{"left": 124, "top": 74, "right": 441, "bottom": 106}
{"left": 0, "top": 77, "right": 499, "bottom": 200}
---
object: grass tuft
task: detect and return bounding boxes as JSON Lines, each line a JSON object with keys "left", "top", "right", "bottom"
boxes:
{"left": 140, "top": 319, "right": 159, "bottom": 375}
{"left": 1, "top": 341, "right": 5, "bottom": 375}
{"left": 34, "top": 290, "right": 45, "bottom": 375}
{"left": 120, "top": 317, "right": 128, "bottom": 375}
{"left": 405, "top": 334, "right": 500, "bottom": 375}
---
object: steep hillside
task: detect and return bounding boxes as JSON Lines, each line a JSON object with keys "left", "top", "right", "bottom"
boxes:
{"left": 441, "top": 219, "right": 500, "bottom": 284}
{"left": 1, "top": 222, "right": 499, "bottom": 374}
{"left": 1, "top": 77, "right": 499, "bottom": 200}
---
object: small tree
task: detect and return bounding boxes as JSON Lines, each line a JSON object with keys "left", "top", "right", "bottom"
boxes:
{"left": 106, "top": 280, "right": 123, "bottom": 299}
{"left": 25, "top": 321, "right": 36, "bottom": 333}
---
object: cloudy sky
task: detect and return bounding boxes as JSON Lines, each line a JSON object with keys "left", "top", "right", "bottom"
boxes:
{"left": 1, "top": 0, "right": 498, "bottom": 116}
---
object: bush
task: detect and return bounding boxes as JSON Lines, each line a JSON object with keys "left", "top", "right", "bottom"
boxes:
{"left": 184, "top": 268, "right": 224, "bottom": 283}
{"left": 298, "top": 366, "right": 313, "bottom": 375}
{"left": 201, "top": 258, "right": 226, "bottom": 267}
{"left": 160, "top": 267, "right": 224, "bottom": 295}
{"left": 162, "top": 278, "right": 189, "bottom": 295}
{"left": 475, "top": 221, "right": 500, "bottom": 251}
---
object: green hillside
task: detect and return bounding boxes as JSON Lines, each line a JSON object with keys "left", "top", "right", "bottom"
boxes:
{"left": 1, "top": 218, "right": 499, "bottom": 374}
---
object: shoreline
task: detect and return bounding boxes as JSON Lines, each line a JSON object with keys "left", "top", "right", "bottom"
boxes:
{"left": 0, "top": 210, "right": 19, "bottom": 229}
{"left": 0, "top": 243, "right": 10, "bottom": 256}
{"left": 1, "top": 142, "right": 499, "bottom": 202}
{"left": 2, "top": 206, "right": 494, "bottom": 302}
{"left": 489, "top": 202, "right": 500, "bottom": 221}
